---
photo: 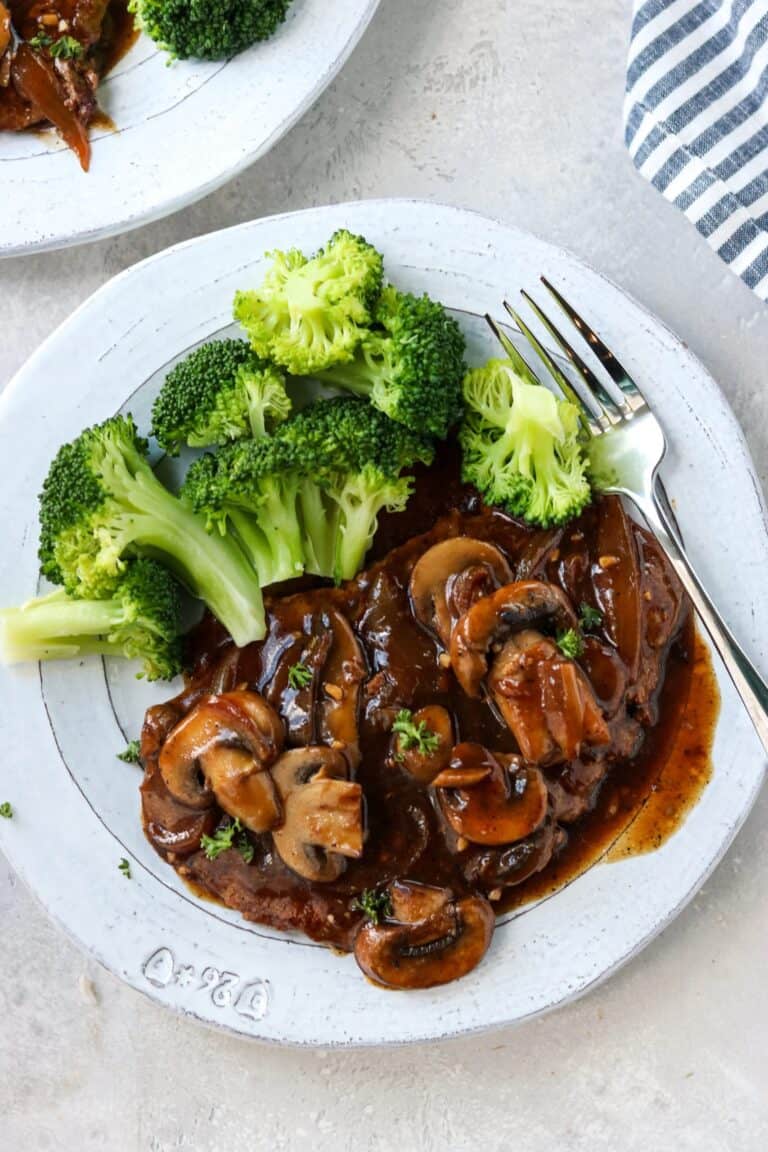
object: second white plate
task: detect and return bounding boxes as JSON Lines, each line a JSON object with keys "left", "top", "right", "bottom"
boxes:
{"left": 0, "top": 0, "right": 380, "bottom": 256}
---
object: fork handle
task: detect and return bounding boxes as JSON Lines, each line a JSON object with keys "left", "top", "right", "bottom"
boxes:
{"left": 634, "top": 489, "right": 768, "bottom": 755}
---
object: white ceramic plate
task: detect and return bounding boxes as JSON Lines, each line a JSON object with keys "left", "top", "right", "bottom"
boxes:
{"left": 0, "top": 200, "right": 766, "bottom": 1047}
{"left": 0, "top": 1, "right": 379, "bottom": 257}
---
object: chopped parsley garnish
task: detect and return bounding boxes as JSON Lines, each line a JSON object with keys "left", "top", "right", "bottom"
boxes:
{"left": 556, "top": 628, "right": 584, "bottom": 660}
{"left": 0, "top": 802, "right": 13, "bottom": 819}
{"left": 392, "top": 709, "right": 440, "bottom": 759}
{"left": 117, "top": 739, "right": 141, "bottom": 764}
{"left": 236, "top": 837, "right": 255, "bottom": 865}
{"left": 287, "top": 662, "right": 313, "bottom": 690}
{"left": 579, "top": 602, "right": 603, "bottom": 631}
{"left": 29, "top": 33, "right": 85, "bottom": 59}
{"left": 118, "top": 857, "right": 131, "bottom": 879}
{"left": 50, "top": 36, "right": 85, "bottom": 59}
{"left": 353, "top": 889, "right": 393, "bottom": 924}
{"left": 201, "top": 818, "right": 254, "bottom": 864}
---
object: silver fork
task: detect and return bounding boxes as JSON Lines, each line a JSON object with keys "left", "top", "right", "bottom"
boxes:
{"left": 485, "top": 280, "right": 768, "bottom": 754}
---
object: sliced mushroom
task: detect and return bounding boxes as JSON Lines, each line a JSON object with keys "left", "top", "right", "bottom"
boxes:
{"left": 450, "top": 580, "right": 578, "bottom": 697}
{"left": 271, "top": 747, "right": 364, "bottom": 882}
{"left": 488, "top": 631, "right": 609, "bottom": 764}
{"left": 409, "top": 538, "right": 512, "bottom": 649}
{"left": 201, "top": 746, "right": 281, "bottom": 834}
{"left": 437, "top": 743, "right": 548, "bottom": 845}
{"left": 354, "top": 880, "right": 495, "bottom": 990}
{"left": 463, "top": 814, "right": 563, "bottom": 891}
{"left": 159, "top": 691, "right": 284, "bottom": 810}
{"left": 392, "top": 705, "right": 454, "bottom": 784}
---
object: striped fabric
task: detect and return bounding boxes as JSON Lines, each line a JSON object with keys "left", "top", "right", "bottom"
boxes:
{"left": 625, "top": 0, "right": 768, "bottom": 297}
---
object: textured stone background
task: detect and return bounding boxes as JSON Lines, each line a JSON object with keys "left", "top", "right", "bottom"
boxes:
{"left": 1, "top": 1, "right": 767, "bottom": 1148}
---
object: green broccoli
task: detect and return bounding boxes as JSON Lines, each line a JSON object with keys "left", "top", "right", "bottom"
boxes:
{"left": 276, "top": 397, "right": 435, "bottom": 581}
{"left": 459, "top": 358, "right": 591, "bottom": 527}
{"left": 181, "top": 437, "right": 306, "bottom": 589}
{"left": 313, "top": 286, "right": 466, "bottom": 439}
{"left": 129, "top": 0, "right": 291, "bottom": 60}
{"left": 151, "top": 339, "right": 291, "bottom": 454}
{"left": 0, "top": 559, "right": 184, "bottom": 681}
{"left": 234, "top": 230, "right": 384, "bottom": 375}
{"left": 37, "top": 414, "right": 267, "bottom": 646}
{"left": 184, "top": 397, "right": 433, "bottom": 585}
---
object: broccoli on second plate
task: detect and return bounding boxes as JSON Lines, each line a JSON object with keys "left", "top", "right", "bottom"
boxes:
{"left": 459, "top": 358, "right": 591, "bottom": 527}
{"left": 37, "top": 414, "right": 267, "bottom": 646}
{"left": 129, "top": 0, "right": 291, "bottom": 60}
{"left": 234, "top": 230, "right": 384, "bottom": 375}
{"left": 313, "top": 286, "right": 466, "bottom": 440}
{"left": 151, "top": 339, "right": 291, "bottom": 454}
{"left": 0, "top": 558, "right": 184, "bottom": 681}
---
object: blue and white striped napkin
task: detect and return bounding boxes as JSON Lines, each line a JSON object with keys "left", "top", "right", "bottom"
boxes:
{"left": 625, "top": 0, "right": 768, "bottom": 298}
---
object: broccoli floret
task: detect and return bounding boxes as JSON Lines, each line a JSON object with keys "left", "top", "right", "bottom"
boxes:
{"left": 0, "top": 559, "right": 184, "bottom": 680}
{"left": 151, "top": 339, "right": 291, "bottom": 454}
{"left": 129, "top": 0, "right": 290, "bottom": 60}
{"left": 182, "top": 437, "right": 305, "bottom": 588}
{"left": 184, "top": 397, "right": 433, "bottom": 585}
{"left": 234, "top": 231, "right": 384, "bottom": 375}
{"left": 459, "top": 358, "right": 591, "bottom": 527}
{"left": 277, "top": 397, "right": 434, "bottom": 581}
{"left": 38, "top": 414, "right": 266, "bottom": 646}
{"left": 312, "top": 286, "right": 466, "bottom": 439}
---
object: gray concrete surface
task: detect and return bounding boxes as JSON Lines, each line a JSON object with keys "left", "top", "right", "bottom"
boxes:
{"left": 1, "top": 1, "right": 767, "bottom": 1148}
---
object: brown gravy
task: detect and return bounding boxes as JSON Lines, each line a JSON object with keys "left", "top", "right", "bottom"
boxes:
{"left": 502, "top": 623, "right": 718, "bottom": 911}
{"left": 141, "top": 447, "right": 719, "bottom": 951}
{"left": 99, "top": 0, "right": 139, "bottom": 75}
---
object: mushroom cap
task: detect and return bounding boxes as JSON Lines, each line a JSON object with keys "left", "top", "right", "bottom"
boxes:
{"left": 354, "top": 880, "right": 495, "bottom": 990}
{"left": 271, "top": 747, "right": 364, "bottom": 883}
{"left": 409, "top": 538, "right": 512, "bottom": 649}
{"left": 158, "top": 691, "right": 284, "bottom": 810}
{"left": 450, "top": 580, "right": 579, "bottom": 698}
{"left": 392, "top": 704, "right": 454, "bottom": 785}
{"left": 201, "top": 746, "right": 281, "bottom": 834}
{"left": 437, "top": 743, "right": 548, "bottom": 846}
{"left": 463, "top": 813, "right": 563, "bottom": 891}
{"left": 488, "top": 632, "right": 609, "bottom": 764}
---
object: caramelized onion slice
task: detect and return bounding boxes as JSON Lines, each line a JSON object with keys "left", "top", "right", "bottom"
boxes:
{"left": 488, "top": 632, "right": 609, "bottom": 764}
{"left": 12, "top": 46, "right": 91, "bottom": 170}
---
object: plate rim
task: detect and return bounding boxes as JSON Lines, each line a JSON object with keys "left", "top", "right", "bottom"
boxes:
{"left": 1, "top": 198, "right": 766, "bottom": 1047}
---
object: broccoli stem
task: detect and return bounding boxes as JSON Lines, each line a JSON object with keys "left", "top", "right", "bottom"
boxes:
{"left": 101, "top": 448, "right": 265, "bottom": 645}
{"left": 314, "top": 355, "right": 379, "bottom": 398}
{"left": 0, "top": 589, "right": 136, "bottom": 661}
{"left": 227, "top": 505, "right": 302, "bottom": 588}
{"left": 297, "top": 482, "right": 339, "bottom": 578}
{"left": 331, "top": 479, "right": 405, "bottom": 583}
